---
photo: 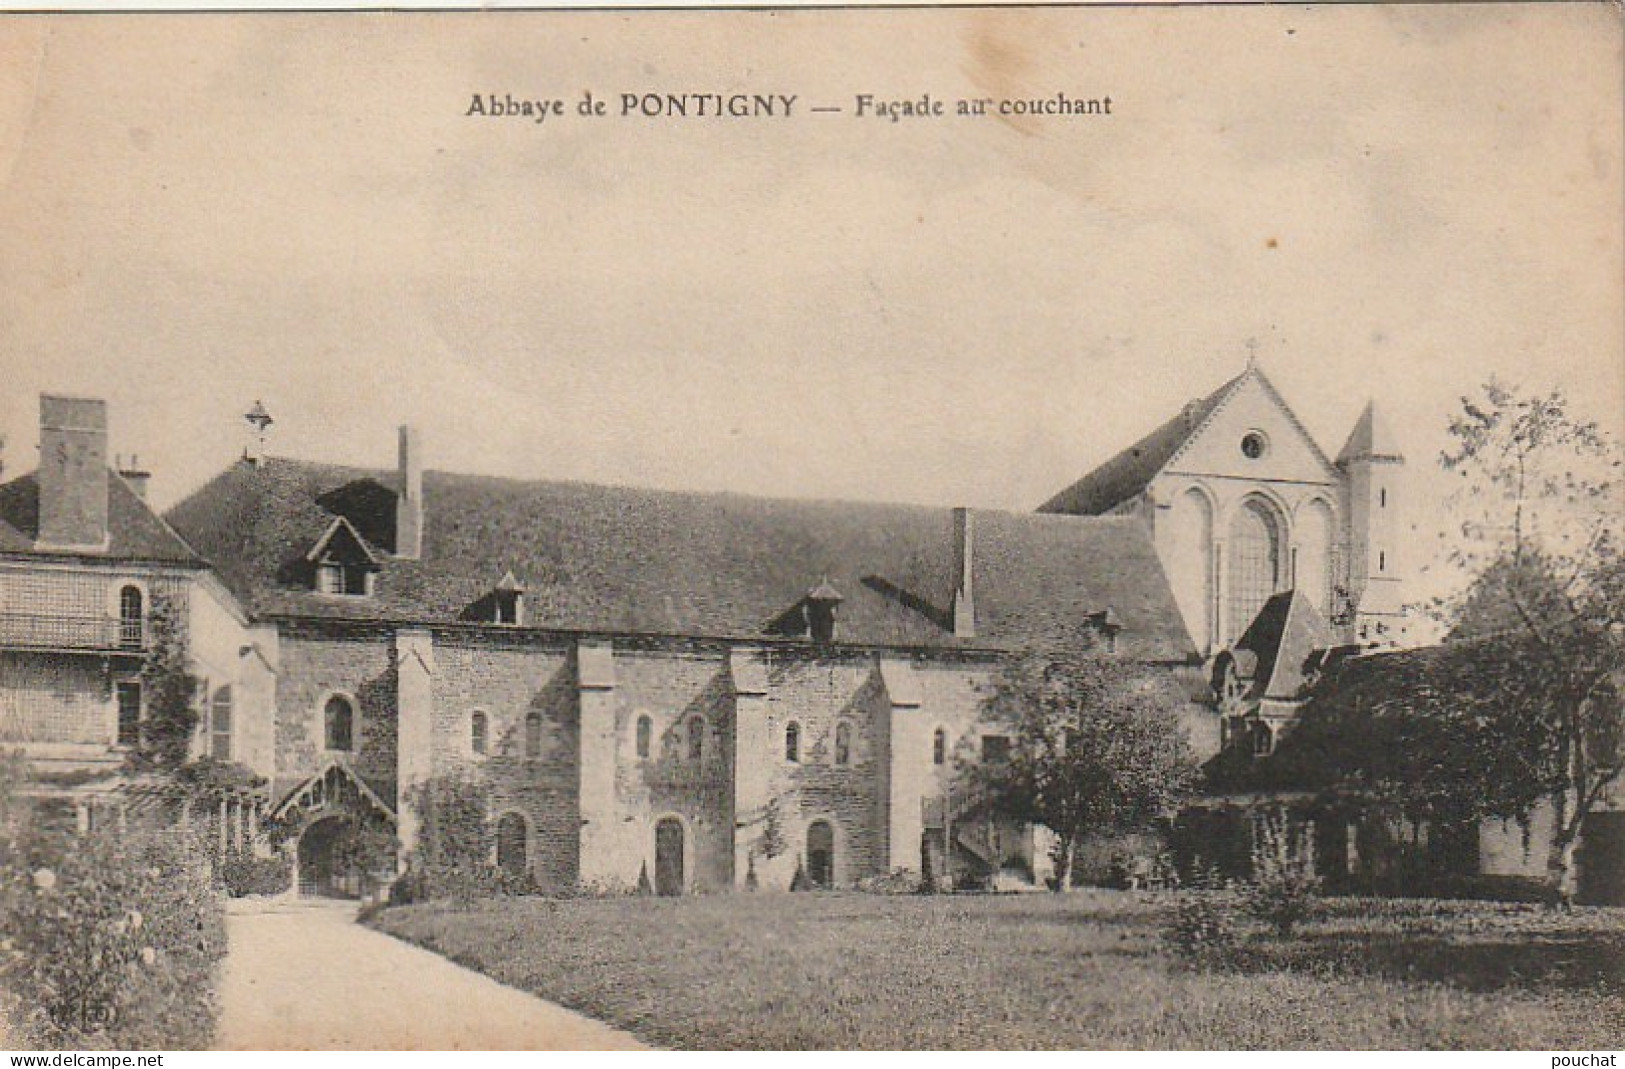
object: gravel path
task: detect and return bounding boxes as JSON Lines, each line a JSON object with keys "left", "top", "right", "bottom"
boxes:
{"left": 214, "top": 898, "right": 648, "bottom": 1050}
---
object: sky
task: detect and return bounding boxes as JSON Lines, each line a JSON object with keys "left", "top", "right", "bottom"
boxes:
{"left": 0, "top": 6, "right": 1620, "bottom": 608}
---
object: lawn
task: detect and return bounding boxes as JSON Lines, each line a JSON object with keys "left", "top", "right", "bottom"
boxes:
{"left": 370, "top": 891, "right": 1625, "bottom": 1050}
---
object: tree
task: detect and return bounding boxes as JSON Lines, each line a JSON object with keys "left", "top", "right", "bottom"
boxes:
{"left": 1429, "top": 380, "right": 1623, "bottom": 903}
{"left": 972, "top": 635, "right": 1199, "bottom": 891}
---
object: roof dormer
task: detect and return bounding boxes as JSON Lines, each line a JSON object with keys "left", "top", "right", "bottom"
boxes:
{"left": 805, "top": 578, "right": 843, "bottom": 644}
{"left": 494, "top": 570, "right": 525, "bottom": 625}
{"left": 306, "top": 516, "right": 382, "bottom": 596}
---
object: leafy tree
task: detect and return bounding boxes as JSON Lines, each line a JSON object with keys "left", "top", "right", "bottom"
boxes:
{"left": 1288, "top": 382, "right": 1625, "bottom": 903}
{"left": 1435, "top": 380, "right": 1624, "bottom": 904}
{"left": 971, "top": 634, "right": 1199, "bottom": 891}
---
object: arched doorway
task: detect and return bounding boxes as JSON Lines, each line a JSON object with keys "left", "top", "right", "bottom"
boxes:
{"left": 496, "top": 812, "right": 528, "bottom": 880}
{"left": 654, "top": 817, "right": 685, "bottom": 896}
{"left": 807, "top": 820, "right": 834, "bottom": 889}
{"left": 297, "top": 816, "right": 363, "bottom": 899}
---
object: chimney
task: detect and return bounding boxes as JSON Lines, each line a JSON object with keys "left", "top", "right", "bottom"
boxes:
{"left": 117, "top": 454, "right": 152, "bottom": 503}
{"left": 396, "top": 425, "right": 423, "bottom": 560}
{"left": 952, "top": 507, "right": 975, "bottom": 639}
{"left": 37, "top": 395, "right": 109, "bottom": 551}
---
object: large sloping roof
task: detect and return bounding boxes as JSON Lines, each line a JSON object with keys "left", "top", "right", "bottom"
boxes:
{"left": 165, "top": 457, "right": 1196, "bottom": 660}
{"left": 1038, "top": 371, "right": 1244, "bottom": 516}
{"left": 0, "top": 471, "right": 203, "bottom": 564}
{"left": 1233, "top": 589, "right": 1335, "bottom": 701}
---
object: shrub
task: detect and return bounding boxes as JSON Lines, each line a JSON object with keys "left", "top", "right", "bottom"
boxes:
{"left": 0, "top": 822, "right": 225, "bottom": 1048}
{"left": 853, "top": 868, "right": 922, "bottom": 895}
{"left": 1164, "top": 890, "right": 1241, "bottom": 970}
{"left": 1244, "top": 811, "right": 1322, "bottom": 937}
{"left": 218, "top": 853, "right": 292, "bottom": 898}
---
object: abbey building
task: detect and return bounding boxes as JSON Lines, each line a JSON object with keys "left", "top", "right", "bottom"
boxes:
{"left": 0, "top": 364, "right": 1412, "bottom": 896}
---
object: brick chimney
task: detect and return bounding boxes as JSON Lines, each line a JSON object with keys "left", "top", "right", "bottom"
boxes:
{"left": 396, "top": 425, "right": 423, "bottom": 560}
{"left": 116, "top": 454, "right": 151, "bottom": 503}
{"left": 37, "top": 395, "right": 109, "bottom": 551}
{"left": 952, "top": 507, "right": 975, "bottom": 639}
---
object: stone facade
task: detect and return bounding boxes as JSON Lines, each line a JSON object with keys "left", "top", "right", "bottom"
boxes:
{"left": 235, "top": 618, "right": 1027, "bottom": 892}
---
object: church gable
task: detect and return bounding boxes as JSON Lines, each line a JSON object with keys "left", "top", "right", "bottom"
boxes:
{"left": 1160, "top": 369, "right": 1338, "bottom": 487}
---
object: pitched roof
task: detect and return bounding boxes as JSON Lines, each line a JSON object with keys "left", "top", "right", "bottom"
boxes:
{"left": 1039, "top": 365, "right": 1345, "bottom": 515}
{"left": 1232, "top": 589, "right": 1335, "bottom": 701}
{"left": 1336, "top": 400, "right": 1404, "bottom": 464}
{"left": 0, "top": 470, "right": 203, "bottom": 564}
{"left": 1038, "top": 370, "right": 1244, "bottom": 516}
{"left": 165, "top": 457, "right": 1196, "bottom": 660}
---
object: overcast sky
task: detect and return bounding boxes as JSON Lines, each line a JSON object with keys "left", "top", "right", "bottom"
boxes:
{"left": 0, "top": 6, "right": 1619, "bottom": 604}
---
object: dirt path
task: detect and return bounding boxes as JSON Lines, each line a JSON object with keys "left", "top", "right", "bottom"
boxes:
{"left": 214, "top": 898, "right": 648, "bottom": 1050}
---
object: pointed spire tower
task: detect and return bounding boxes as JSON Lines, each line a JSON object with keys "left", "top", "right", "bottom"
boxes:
{"left": 1336, "top": 400, "right": 1406, "bottom": 645}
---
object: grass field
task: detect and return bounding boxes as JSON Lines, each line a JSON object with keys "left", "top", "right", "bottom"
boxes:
{"left": 370, "top": 891, "right": 1625, "bottom": 1050}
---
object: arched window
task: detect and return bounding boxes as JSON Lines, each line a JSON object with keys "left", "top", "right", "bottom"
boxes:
{"left": 636, "top": 715, "right": 652, "bottom": 759}
{"left": 932, "top": 727, "right": 946, "bottom": 766}
{"left": 834, "top": 722, "right": 851, "bottom": 766}
{"left": 324, "top": 695, "right": 354, "bottom": 752}
{"left": 525, "top": 711, "right": 543, "bottom": 758}
{"left": 118, "top": 585, "right": 144, "bottom": 648}
{"left": 1228, "top": 498, "right": 1285, "bottom": 640}
{"left": 1252, "top": 722, "right": 1274, "bottom": 757}
{"left": 210, "top": 686, "right": 232, "bottom": 760}
{"left": 785, "top": 721, "right": 800, "bottom": 763}
{"left": 496, "top": 812, "right": 528, "bottom": 879}
{"left": 470, "top": 711, "right": 488, "bottom": 756}
{"left": 687, "top": 716, "right": 705, "bottom": 762}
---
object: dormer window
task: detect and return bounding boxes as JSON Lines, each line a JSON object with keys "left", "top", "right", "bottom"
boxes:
{"left": 316, "top": 558, "right": 373, "bottom": 596}
{"left": 494, "top": 571, "right": 525, "bottom": 625}
{"left": 306, "top": 517, "right": 381, "bottom": 597}
{"left": 805, "top": 579, "right": 843, "bottom": 644}
{"left": 1088, "top": 608, "right": 1122, "bottom": 654}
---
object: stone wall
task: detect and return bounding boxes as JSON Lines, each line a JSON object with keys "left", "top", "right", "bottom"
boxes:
{"left": 273, "top": 627, "right": 397, "bottom": 804}
{"left": 430, "top": 631, "right": 579, "bottom": 889}
{"left": 613, "top": 646, "right": 734, "bottom": 892}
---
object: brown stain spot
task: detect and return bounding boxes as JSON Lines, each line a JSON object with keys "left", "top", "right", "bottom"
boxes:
{"left": 963, "top": 13, "right": 1043, "bottom": 138}
{"left": 1266, "top": 237, "right": 1279, "bottom": 249}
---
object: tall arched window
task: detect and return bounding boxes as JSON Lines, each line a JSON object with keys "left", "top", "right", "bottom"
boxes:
{"left": 524, "top": 711, "right": 543, "bottom": 758}
{"left": 687, "top": 716, "right": 705, "bottom": 762}
{"left": 1252, "top": 722, "right": 1274, "bottom": 757}
{"left": 785, "top": 721, "right": 800, "bottom": 763}
{"left": 834, "top": 722, "right": 851, "bottom": 766}
{"left": 1168, "top": 487, "right": 1215, "bottom": 653}
{"left": 210, "top": 686, "right": 232, "bottom": 760}
{"left": 636, "top": 715, "right": 653, "bottom": 759}
{"left": 470, "top": 711, "right": 488, "bottom": 756}
{"left": 118, "top": 585, "right": 144, "bottom": 648}
{"left": 324, "top": 695, "right": 354, "bottom": 752}
{"left": 932, "top": 727, "right": 947, "bottom": 766}
{"left": 1228, "top": 498, "right": 1285, "bottom": 640}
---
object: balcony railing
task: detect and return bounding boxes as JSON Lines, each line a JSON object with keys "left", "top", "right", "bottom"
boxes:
{"left": 0, "top": 612, "right": 146, "bottom": 654}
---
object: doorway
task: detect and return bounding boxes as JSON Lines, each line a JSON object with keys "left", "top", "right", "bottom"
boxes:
{"left": 807, "top": 820, "right": 834, "bottom": 889}
{"left": 297, "top": 816, "right": 362, "bottom": 899}
{"left": 654, "top": 817, "right": 685, "bottom": 896}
